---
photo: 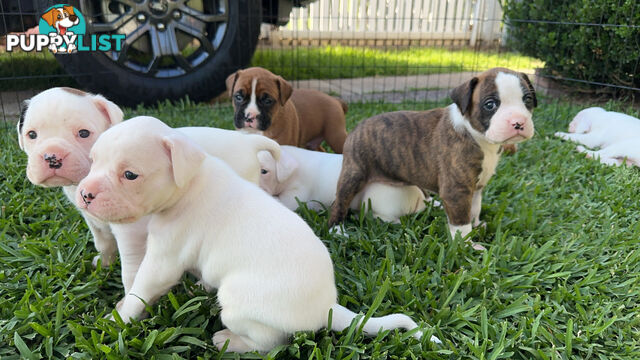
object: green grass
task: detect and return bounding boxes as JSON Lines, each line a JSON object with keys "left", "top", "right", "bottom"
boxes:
{"left": 252, "top": 46, "right": 543, "bottom": 81}
{"left": 1, "top": 97, "right": 640, "bottom": 359}
{"left": 0, "top": 46, "right": 542, "bottom": 91}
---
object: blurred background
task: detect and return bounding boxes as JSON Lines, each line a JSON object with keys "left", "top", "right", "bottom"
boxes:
{"left": 1, "top": 0, "right": 638, "bottom": 127}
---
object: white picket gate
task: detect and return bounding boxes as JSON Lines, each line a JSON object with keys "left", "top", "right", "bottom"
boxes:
{"left": 267, "top": 0, "right": 503, "bottom": 46}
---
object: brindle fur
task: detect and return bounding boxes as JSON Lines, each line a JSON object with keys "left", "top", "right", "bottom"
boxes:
{"left": 329, "top": 67, "right": 536, "bottom": 227}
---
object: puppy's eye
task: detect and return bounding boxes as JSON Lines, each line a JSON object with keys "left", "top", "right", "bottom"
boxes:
{"left": 261, "top": 169, "right": 268, "bottom": 174}
{"left": 124, "top": 171, "right": 138, "bottom": 180}
{"left": 78, "top": 129, "right": 91, "bottom": 138}
{"left": 57, "top": 14, "right": 62, "bottom": 19}
{"left": 261, "top": 96, "right": 274, "bottom": 106}
{"left": 523, "top": 94, "right": 533, "bottom": 104}
{"left": 234, "top": 93, "right": 244, "bottom": 102}
{"left": 483, "top": 99, "right": 498, "bottom": 112}
{"left": 27, "top": 130, "right": 37, "bottom": 139}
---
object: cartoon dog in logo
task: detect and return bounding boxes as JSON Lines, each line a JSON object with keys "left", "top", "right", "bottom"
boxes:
{"left": 41, "top": 5, "right": 79, "bottom": 53}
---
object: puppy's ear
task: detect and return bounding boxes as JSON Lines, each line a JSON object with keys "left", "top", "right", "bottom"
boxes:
{"left": 162, "top": 134, "right": 206, "bottom": 188}
{"left": 276, "top": 76, "right": 293, "bottom": 106}
{"left": 63, "top": 5, "right": 75, "bottom": 15}
{"left": 450, "top": 77, "right": 479, "bottom": 116}
{"left": 520, "top": 72, "right": 537, "bottom": 108}
{"left": 41, "top": 9, "right": 57, "bottom": 27}
{"left": 226, "top": 71, "right": 240, "bottom": 97}
{"left": 275, "top": 150, "right": 297, "bottom": 183}
{"left": 16, "top": 100, "right": 29, "bottom": 150}
{"left": 92, "top": 94, "right": 124, "bottom": 126}
{"left": 257, "top": 150, "right": 276, "bottom": 171}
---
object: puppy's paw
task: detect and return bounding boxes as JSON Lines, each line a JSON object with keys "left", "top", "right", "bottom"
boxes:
{"left": 213, "top": 329, "right": 252, "bottom": 353}
{"left": 554, "top": 132, "right": 569, "bottom": 140}
{"left": 466, "top": 240, "right": 487, "bottom": 251}
{"left": 575, "top": 145, "right": 587, "bottom": 153}
{"left": 92, "top": 255, "right": 101, "bottom": 268}
{"left": 92, "top": 253, "right": 114, "bottom": 268}
{"left": 430, "top": 334, "right": 442, "bottom": 344}
{"left": 329, "top": 225, "right": 349, "bottom": 237}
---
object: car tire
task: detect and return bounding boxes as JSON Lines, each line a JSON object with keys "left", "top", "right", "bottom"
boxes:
{"left": 55, "top": 0, "right": 261, "bottom": 107}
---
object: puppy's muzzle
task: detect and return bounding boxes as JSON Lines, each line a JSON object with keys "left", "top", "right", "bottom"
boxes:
{"left": 513, "top": 122, "right": 524, "bottom": 131}
{"left": 43, "top": 153, "right": 63, "bottom": 169}
{"left": 80, "top": 189, "right": 95, "bottom": 205}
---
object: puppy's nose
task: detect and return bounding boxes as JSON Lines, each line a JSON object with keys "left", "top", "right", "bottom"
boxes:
{"left": 80, "top": 189, "right": 96, "bottom": 205}
{"left": 44, "top": 153, "right": 63, "bottom": 169}
{"left": 69, "top": 15, "right": 77, "bottom": 21}
{"left": 509, "top": 116, "right": 527, "bottom": 131}
{"left": 245, "top": 110, "right": 259, "bottom": 120}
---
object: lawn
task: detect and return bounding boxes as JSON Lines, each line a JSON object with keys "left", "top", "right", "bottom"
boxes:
{"left": 0, "top": 46, "right": 542, "bottom": 91}
{"left": 1, "top": 97, "right": 639, "bottom": 359}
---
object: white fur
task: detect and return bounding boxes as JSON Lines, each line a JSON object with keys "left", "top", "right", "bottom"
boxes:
{"left": 486, "top": 73, "right": 534, "bottom": 143}
{"left": 18, "top": 89, "right": 280, "bottom": 295}
{"left": 448, "top": 223, "right": 472, "bottom": 238}
{"left": 77, "top": 118, "right": 437, "bottom": 353}
{"left": 258, "top": 146, "right": 429, "bottom": 223}
{"left": 448, "top": 104, "right": 502, "bottom": 188}
{"left": 244, "top": 78, "right": 260, "bottom": 120}
{"left": 555, "top": 107, "right": 640, "bottom": 168}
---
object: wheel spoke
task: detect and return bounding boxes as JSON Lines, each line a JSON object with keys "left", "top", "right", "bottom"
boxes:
{"left": 149, "top": 25, "right": 181, "bottom": 56}
{"left": 116, "top": 23, "right": 150, "bottom": 65}
{"left": 173, "top": 54, "right": 192, "bottom": 71}
{"left": 175, "top": 17, "right": 215, "bottom": 54}
{"left": 145, "top": 55, "right": 162, "bottom": 75}
{"left": 179, "top": 6, "right": 227, "bottom": 23}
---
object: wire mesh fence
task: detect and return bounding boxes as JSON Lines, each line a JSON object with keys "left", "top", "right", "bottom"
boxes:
{"left": 1, "top": 0, "right": 638, "bottom": 131}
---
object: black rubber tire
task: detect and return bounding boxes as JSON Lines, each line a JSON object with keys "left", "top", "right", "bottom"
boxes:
{"left": 54, "top": 0, "right": 261, "bottom": 107}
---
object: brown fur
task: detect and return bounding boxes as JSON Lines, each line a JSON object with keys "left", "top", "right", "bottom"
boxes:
{"left": 60, "top": 87, "right": 87, "bottom": 97}
{"left": 329, "top": 68, "right": 536, "bottom": 227}
{"left": 41, "top": 6, "right": 76, "bottom": 27}
{"left": 227, "top": 67, "right": 348, "bottom": 153}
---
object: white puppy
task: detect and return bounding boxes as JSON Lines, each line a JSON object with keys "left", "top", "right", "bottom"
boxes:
{"left": 17, "top": 88, "right": 280, "bottom": 294}
{"left": 75, "top": 116, "right": 439, "bottom": 353}
{"left": 554, "top": 107, "right": 640, "bottom": 167}
{"left": 257, "top": 146, "right": 429, "bottom": 223}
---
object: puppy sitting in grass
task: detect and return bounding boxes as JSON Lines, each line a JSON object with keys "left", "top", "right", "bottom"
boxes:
{"left": 329, "top": 68, "right": 537, "bottom": 249}
{"left": 75, "top": 116, "right": 439, "bottom": 353}
{"left": 17, "top": 88, "right": 280, "bottom": 298}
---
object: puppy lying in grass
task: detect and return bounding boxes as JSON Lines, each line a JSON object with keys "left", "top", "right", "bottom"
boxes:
{"left": 555, "top": 107, "right": 640, "bottom": 167}
{"left": 257, "top": 145, "right": 429, "bottom": 223}
{"left": 75, "top": 116, "right": 439, "bottom": 353}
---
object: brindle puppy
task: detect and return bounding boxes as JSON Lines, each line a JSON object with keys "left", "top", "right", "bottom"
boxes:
{"left": 329, "top": 68, "right": 537, "bottom": 249}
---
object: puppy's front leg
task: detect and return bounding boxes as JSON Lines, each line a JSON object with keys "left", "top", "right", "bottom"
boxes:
{"left": 470, "top": 190, "right": 483, "bottom": 227}
{"left": 116, "top": 244, "right": 182, "bottom": 322}
{"left": 111, "top": 222, "right": 148, "bottom": 294}
{"left": 441, "top": 186, "right": 485, "bottom": 250}
{"left": 82, "top": 213, "right": 117, "bottom": 267}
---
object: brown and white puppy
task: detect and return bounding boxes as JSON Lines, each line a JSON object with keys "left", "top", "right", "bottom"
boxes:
{"left": 329, "top": 68, "right": 537, "bottom": 249}
{"left": 226, "top": 67, "right": 349, "bottom": 153}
